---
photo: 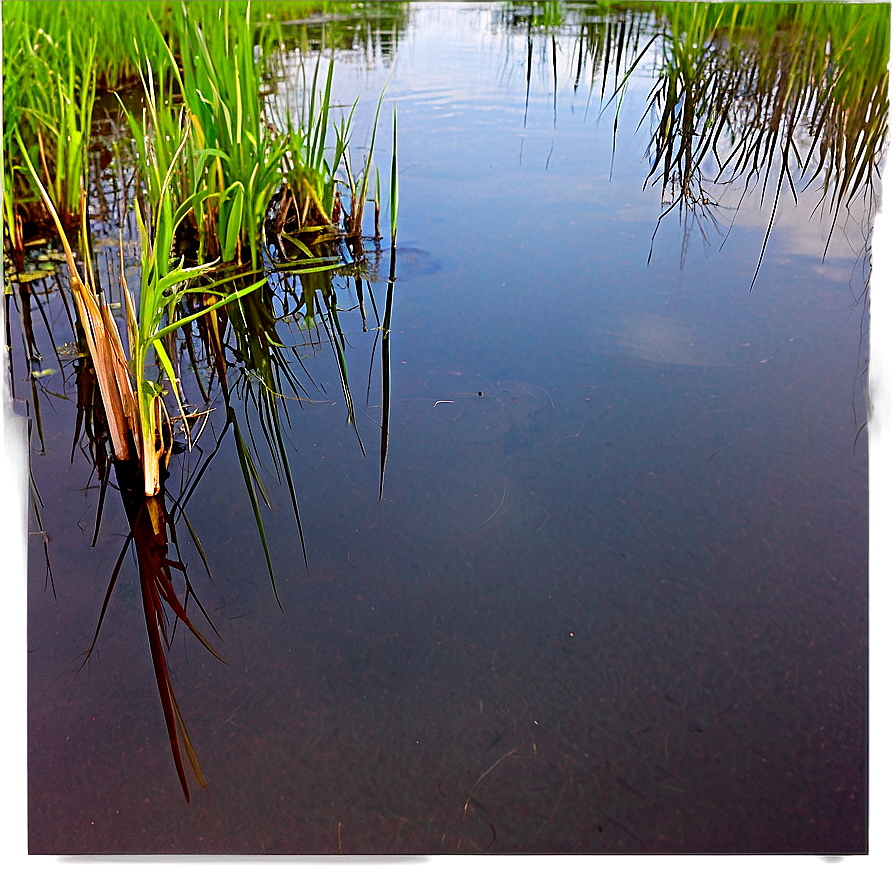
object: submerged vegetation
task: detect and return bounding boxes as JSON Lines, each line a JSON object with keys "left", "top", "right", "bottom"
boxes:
{"left": 5, "top": 0, "right": 400, "bottom": 799}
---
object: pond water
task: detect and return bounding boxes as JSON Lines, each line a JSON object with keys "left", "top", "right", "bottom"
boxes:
{"left": 25, "top": 2, "right": 873, "bottom": 854}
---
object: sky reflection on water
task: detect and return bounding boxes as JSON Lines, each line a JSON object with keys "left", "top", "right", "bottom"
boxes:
{"left": 20, "top": 2, "right": 886, "bottom": 859}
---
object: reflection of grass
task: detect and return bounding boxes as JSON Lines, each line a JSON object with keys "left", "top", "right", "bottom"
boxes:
{"left": 504, "top": 1, "right": 888, "bottom": 277}
{"left": 278, "top": 0, "right": 409, "bottom": 58}
{"left": 646, "top": 2, "right": 889, "bottom": 280}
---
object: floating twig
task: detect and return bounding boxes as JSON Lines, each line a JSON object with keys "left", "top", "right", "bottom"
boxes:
{"left": 456, "top": 747, "right": 519, "bottom": 852}
{"left": 477, "top": 483, "right": 507, "bottom": 527}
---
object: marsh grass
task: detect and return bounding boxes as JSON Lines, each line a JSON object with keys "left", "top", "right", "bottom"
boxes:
{"left": 278, "top": 58, "right": 348, "bottom": 233}
{"left": 2, "top": 1, "right": 361, "bottom": 253}
{"left": 2, "top": 0, "right": 167, "bottom": 239}
{"left": 7, "top": 0, "right": 400, "bottom": 802}
{"left": 16, "top": 138, "right": 238, "bottom": 801}
{"left": 168, "top": 3, "right": 287, "bottom": 268}
{"left": 5, "top": 18, "right": 97, "bottom": 230}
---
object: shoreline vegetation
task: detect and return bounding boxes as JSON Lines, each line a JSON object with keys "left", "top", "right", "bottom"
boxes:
{"left": 4, "top": 0, "right": 402, "bottom": 800}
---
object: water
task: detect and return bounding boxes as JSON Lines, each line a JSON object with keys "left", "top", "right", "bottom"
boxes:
{"left": 25, "top": 3, "right": 871, "bottom": 854}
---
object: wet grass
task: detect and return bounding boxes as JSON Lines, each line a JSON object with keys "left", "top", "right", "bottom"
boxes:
{"left": 169, "top": 3, "right": 287, "bottom": 268}
{"left": 2, "top": 1, "right": 395, "bottom": 256}
{"left": 279, "top": 58, "right": 347, "bottom": 234}
{"left": 2, "top": 8, "right": 97, "bottom": 234}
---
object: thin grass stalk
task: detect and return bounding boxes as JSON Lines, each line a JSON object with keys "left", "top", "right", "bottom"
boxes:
{"left": 390, "top": 104, "right": 398, "bottom": 247}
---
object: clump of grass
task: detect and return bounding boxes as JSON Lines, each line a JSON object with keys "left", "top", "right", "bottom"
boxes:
{"left": 2, "top": 0, "right": 173, "bottom": 240}
{"left": 3, "top": 0, "right": 398, "bottom": 272}
{"left": 16, "top": 128, "right": 244, "bottom": 800}
{"left": 277, "top": 58, "right": 348, "bottom": 234}
{"left": 2, "top": 10, "right": 97, "bottom": 232}
{"left": 340, "top": 87, "right": 387, "bottom": 242}
{"left": 6, "top": 0, "right": 402, "bottom": 802}
{"left": 1, "top": 2, "right": 326, "bottom": 249}
{"left": 162, "top": 1, "right": 288, "bottom": 269}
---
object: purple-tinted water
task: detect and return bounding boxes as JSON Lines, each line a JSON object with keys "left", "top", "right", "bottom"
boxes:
{"left": 26, "top": 3, "right": 869, "bottom": 854}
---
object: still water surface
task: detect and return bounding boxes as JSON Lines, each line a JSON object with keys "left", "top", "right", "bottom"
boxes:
{"left": 27, "top": 3, "right": 869, "bottom": 853}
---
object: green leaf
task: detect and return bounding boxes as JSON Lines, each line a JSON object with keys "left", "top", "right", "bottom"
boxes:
{"left": 220, "top": 184, "right": 245, "bottom": 262}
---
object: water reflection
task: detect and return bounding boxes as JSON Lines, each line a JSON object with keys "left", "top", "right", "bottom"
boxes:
{"left": 279, "top": 1, "right": 410, "bottom": 61}
{"left": 504, "top": 1, "right": 888, "bottom": 281}
{"left": 23, "top": 1, "right": 876, "bottom": 855}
